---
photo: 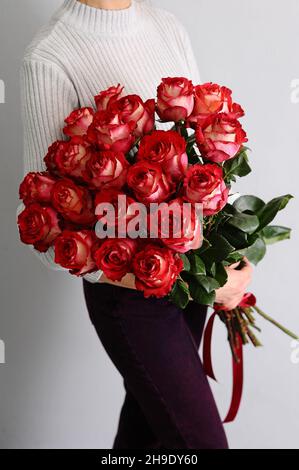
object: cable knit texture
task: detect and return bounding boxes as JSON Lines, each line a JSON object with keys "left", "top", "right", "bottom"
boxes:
{"left": 20, "top": 0, "right": 200, "bottom": 283}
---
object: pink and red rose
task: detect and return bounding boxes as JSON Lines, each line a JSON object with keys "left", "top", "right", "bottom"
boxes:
{"left": 95, "top": 84, "right": 123, "bottom": 111}
{"left": 157, "top": 77, "right": 194, "bottom": 122}
{"left": 195, "top": 113, "right": 248, "bottom": 163}
{"left": 183, "top": 164, "right": 229, "bottom": 216}
{"left": 109, "top": 94, "right": 155, "bottom": 138}
{"left": 18, "top": 203, "right": 61, "bottom": 252}
{"left": 84, "top": 150, "right": 129, "bottom": 190}
{"left": 132, "top": 244, "right": 184, "bottom": 298}
{"left": 19, "top": 172, "right": 56, "bottom": 205}
{"left": 63, "top": 107, "right": 94, "bottom": 137}
{"left": 137, "top": 130, "right": 188, "bottom": 183}
{"left": 55, "top": 230, "right": 98, "bottom": 276}
{"left": 54, "top": 136, "right": 94, "bottom": 180}
{"left": 94, "top": 238, "right": 137, "bottom": 282}
{"left": 52, "top": 178, "right": 95, "bottom": 225}
{"left": 127, "top": 161, "right": 172, "bottom": 204}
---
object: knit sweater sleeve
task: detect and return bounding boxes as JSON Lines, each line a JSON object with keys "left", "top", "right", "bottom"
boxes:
{"left": 20, "top": 58, "right": 103, "bottom": 283}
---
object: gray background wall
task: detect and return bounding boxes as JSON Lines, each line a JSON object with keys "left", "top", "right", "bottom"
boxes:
{"left": 0, "top": 0, "right": 298, "bottom": 449}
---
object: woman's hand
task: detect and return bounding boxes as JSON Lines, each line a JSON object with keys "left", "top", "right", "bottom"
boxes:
{"left": 215, "top": 257, "right": 253, "bottom": 310}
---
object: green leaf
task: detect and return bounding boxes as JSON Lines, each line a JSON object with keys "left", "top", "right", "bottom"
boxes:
{"left": 196, "top": 275, "right": 220, "bottom": 293}
{"left": 195, "top": 238, "right": 211, "bottom": 255}
{"left": 214, "top": 263, "right": 228, "bottom": 287}
{"left": 170, "top": 280, "right": 190, "bottom": 309}
{"left": 221, "top": 227, "right": 249, "bottom": 249}
{"left": 224, "top": 252, "right": 244, "bottom": 265}
{"left": 227, "top": 212, "right": 260, "bottom": 234}
{"left": 203, "top": 233, "right": 235, "bottom": 262}
{"left": 239, "top": 237, "right": 266, "bottom": 265}
{"left": 190, "top": 254, "right": 206, "bottom": 275}
{"left": 180, "top": 254, "right": 191, "bottom": 271}
{"left": 261, "top": 225, "right": 291, "bottom": 245}
{"left": 233, "top": 195, "right": 265, "bottom": 214}
{"left": 189, "top": 282, "right": 216, "bottom": 307}
{"left": 257, "top": 195, "right": 293, "bottom": 231}
{"left": 223, "top": 148, "right": 252, "bottom": 181}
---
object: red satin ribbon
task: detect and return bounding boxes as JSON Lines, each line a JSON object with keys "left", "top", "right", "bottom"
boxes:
{"left": 203, "top": 312, "right": 244, "bottom": 423}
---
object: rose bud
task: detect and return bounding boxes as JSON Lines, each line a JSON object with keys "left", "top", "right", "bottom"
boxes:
{"left": 19, "top": 172, "right": 56, "bottom": 205}
{"left": 84, "top": 150, "right": 129, "bottom": 190}
{"left": 54, "top": 230, "right": 98, "bottom": 276}
{"left": 132, "top": 244, "right": 184, "bottom": 298}
{"left": 109, "top": 95, "right": 155, "bottom": 137}
{"left": 52, "top": 178, "right": 95, "bottom": 225}
{"left": 157, "top": 77, "right": 194, "bottom": 122}
{"left": 87, "top": 109, "right": 136, "bottom": 153}
{"left": 95, "top": 189, "right": 136, "bottom": 238}
{"left": 44, "top": 141, "right": 66, "bottom": 175}
{"left": 195, "top": 113, "right": 248, "bottom": 163}
{"left": 183, "top": 163, "right": 229, "bottom": 216}
{"left": 149, "top": 198, "right": 202, "bottom": 253}
{"left": 137, "top": 130, "right": 188, "bottom": 183}
{"left": 189, "top": 83, "right": 244, "bottom": 127}
{"left": 54, "top": 136, "right": 94, "bottom": 180}
{"left": 63, "top": 107, "right": 94, "bottom": 137}
{"left": 127, "top": 161, "right": 173, "bottom": 204}
{"left": 95, "top": 84, "right": 124, "bottom": 111}
{"left": 18, "top": 203, "right": 61, "bottom": 252}
{"left": 93, "top": 238, "right": 137, "bottom": 282}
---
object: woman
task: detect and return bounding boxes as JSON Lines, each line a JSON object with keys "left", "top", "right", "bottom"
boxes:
{"left": 21, "top": 0, "right": 253, "bottom": 449}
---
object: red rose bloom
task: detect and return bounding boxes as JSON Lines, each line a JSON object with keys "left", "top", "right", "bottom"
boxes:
{"left": 55, "top": 136, "right": 94, "bottom": 180}
{"left": 94, "top": 238, "right": 137, "bottom": 281}
{"left": 189, "top": 83, "right": 244, "bottom": 127}
{"left": 137, "top": 130, "right": 188, "bottom": 183}
{"left": 87, "top": 109, "right": 135, "bottom": 153}
{"left": 19, "top": 172, "right": 56, "bottom": 205}
{"left": 63, "top": 107, "right": 94, "bottom": 137}
{"left": 127, "top": 161, "right": 172, "bottom": 204}
{"left": 54, "top": 230, "right": 98, "bottom": 276}
{"left": 52, "top": 178, "right": 95, "bottom": 225}
{"left": 44, "top": 141, "right": 66, "bottom": 175}
{"left": 196, "top": 113, "right": 248, "bottom": 163}
{"left": 18, "top": 203, "right": 61, "bottom": 252}
{"left": 157, "top": 77, "right": 194, "bottom": 122}
{"left": 84, "top": 150, "right": 129, "bottom": 190}
{"left": 95, "top": 189, "right": 136, "bottom": 238}
{"left": 149, "top": 198, "right": 202, "bottom": 253}
{"left": 183, "top": 164, "right": 229, "bottom": 216}
{"left": 132, "top": 244, "right": 184, "bottom": 298}
{"left": 95, "top": 84, "right": 123, "bottom": 111}
{"left": 109, "top": 95, "right": 155, "bottom": 137}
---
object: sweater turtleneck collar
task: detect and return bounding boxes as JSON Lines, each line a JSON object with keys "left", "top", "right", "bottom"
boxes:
{"left": 57, "top": 0, "right": 140, "bottom": 35}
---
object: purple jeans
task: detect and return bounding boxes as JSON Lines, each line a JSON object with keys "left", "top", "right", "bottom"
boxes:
{"left": 83, "top": 280, "right": 228, "bottom": 450}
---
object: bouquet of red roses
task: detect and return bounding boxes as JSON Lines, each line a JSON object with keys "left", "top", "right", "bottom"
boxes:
{"left": 18, "top": 78, "right": 297, "bottom": 420}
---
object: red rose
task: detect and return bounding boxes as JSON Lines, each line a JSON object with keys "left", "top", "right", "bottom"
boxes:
{"left": 18, "top": 203, "right": 61, "bottom": 252}
{"left": 149, "top": 198, "right": 202, "bottom": 253}
{"left": 196, "top": 113, "right": 248, "bottom": 163}
{"left": 44, "top": 141, "right": 66, "bottom": 175}
{"left": 157, "top": 77, "right": 194, "bottom": 122}
{"left": 137, "top": 130, "right": 188, "bottom": 183}
{"left": 127, "top": 161, "right": 172, "bottom": 204}
{"left": 95, "top": 190, "right": 136, "bottom": 238}
{"left": 52, "top": 178, "right": 95, "bottom": 225}
{"left": 19, "top": 172, "right": 56, "bottom": 205}
{"left": 132, "top": 244, "right": 184, "bottom": 298}
{"left": 84, "top": 150, "right": 129, "bottom": 190}
{"left": 183, "top": 164, "right": 229, "bottom": 216}
{"left": 87, "top": 109, "right": 135, "bottom": 153}
{"left": 95, "top": 84, "right": 123, "bottom": 111}
{"left": 54, "top": 136, "right": 94, "bottom": 180}
{"left": 109, "top": 95, "right": 155, "bottom": 137}
{"left": 63, "top": 107, "right": 94, "bottom": 137}
{"left": 93, "top": 238, "right": 137, "bottom": 281}
{"left": 54, "top": 230, "right": 98, "bottom": 276}
{"left": 189, "top": 83, "right": 244, "bottom": 127}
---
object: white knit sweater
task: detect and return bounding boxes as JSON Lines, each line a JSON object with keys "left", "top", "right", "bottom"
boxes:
{"left": 20, "top": 0, "right": 200, "bottom": 282}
